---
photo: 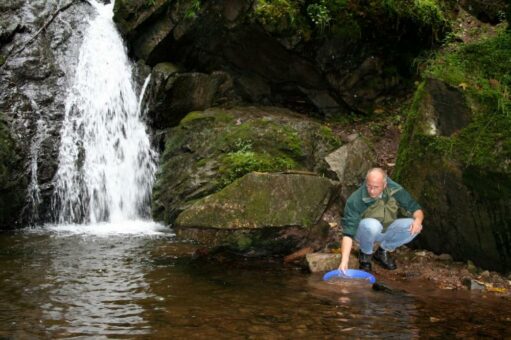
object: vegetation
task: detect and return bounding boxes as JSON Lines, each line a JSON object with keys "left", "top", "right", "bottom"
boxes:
{"left": 254, "top": 0, "right": 449, "bottom": 39}
{"left": 396, "top": 28, "right": 511, "bottom": 183}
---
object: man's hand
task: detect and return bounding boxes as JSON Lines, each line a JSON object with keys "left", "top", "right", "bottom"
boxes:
{"left": 338, "top": 236, "right": 353, "bottom": 273}
{"left": 338, "top": 258, "right": 349, "bottom": 272}
{"left": 409, "top": 209, "right": 424, "bottom": 235}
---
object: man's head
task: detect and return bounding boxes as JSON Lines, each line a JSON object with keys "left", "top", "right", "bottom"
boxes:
{"left": 365, "top": 168, "right": 387, "bottom": 198}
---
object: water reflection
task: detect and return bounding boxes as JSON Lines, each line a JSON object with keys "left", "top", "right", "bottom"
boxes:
{"left": 0, "top": 229, "right": 510, "bottom": 338}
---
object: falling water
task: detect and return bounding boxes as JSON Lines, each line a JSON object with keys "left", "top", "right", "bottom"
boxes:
{"left": 52, "top": 1, "right": 158, "bottom": 224}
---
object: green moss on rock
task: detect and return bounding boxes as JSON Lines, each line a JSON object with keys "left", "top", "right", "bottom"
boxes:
{"left": 395, "top": 30, "right": 511, "bottom": 272}
{"left": 152, "top": 106, "right": 341, "bottom": 224}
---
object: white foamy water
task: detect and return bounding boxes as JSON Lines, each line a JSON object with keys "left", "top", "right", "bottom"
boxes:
{"left": 35, "top": 220, "right": 172, "bottom": 237}
{"left": 52, "top": 1, "right": 158, "bottom": 225}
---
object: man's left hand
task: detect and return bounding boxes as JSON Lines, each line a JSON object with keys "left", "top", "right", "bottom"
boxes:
{"left": 409, "top": 219, "right": 423, "bottom": 235}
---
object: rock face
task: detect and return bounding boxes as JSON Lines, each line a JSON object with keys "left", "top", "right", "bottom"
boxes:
{"left": 0, "top": 114, "right": 25, "bottom": 228}
{"left": 113, "top": 0, "right": 448, "bottom": 117}
{"left": 395, "top": 78, "right": 511, "bottom": 272}
{"left": 152, "top": 106, "right": 341, "bottom": 225}
{"left": 324, "top": 136, "right": 376, "bottom": 204}
{"left": 174, "top": 172, "right": 335, "bottom": 254}
{"left": 0, "top": 0, "right": 94, "bottom": 225}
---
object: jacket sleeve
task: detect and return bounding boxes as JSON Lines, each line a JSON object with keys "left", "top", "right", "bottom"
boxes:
{"left": 394, "top": 187, "right": 421, "bottom": 214}
{"left": 341, "top": 198, "right": 362, "bottom": 238}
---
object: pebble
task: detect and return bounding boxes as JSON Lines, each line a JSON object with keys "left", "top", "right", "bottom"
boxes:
{"left": 437, "top": 253, "right": 452, "bottom": 261}
{"left": 480, "top": 270, "right": 490, "bottom": 278}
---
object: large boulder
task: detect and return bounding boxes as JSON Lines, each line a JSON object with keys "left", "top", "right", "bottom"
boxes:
{"left": 174, "top": 172, "right": 335, "bottom": 254}
{"left": 151, "top": 106, "right": 341, "bottom": 225}
{"left": 395, "top": 30, "right": 511, "bottom": 273}
{"left": 144, "top": 63, "right": 239, "bottom": 129}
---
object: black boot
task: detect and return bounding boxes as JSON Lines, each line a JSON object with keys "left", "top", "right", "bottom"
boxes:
{"left": 358, "top": 251, "right": 372, "bottom": 272}
{"left": 373, "top": 247, "right": 397, "bottom": 270}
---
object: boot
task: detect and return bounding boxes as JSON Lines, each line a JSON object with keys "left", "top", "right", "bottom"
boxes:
{"left": 373, "top": 247, "right": 397, "bottom": 270}
{"left": 358, "top": 251, "right": 372, "bottom": 272}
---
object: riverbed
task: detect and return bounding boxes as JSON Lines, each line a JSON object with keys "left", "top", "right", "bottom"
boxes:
{"left": 1, "top": 224, "right": 510, "bottom": 338}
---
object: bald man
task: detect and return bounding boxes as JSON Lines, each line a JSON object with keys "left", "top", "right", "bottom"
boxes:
{"left": 338, "top": 168, "right": 424, "bottom": 272}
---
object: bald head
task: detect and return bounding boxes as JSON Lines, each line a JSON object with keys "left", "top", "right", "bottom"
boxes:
{"left": 365, "top": 168, "right": 387, "bottom": 198}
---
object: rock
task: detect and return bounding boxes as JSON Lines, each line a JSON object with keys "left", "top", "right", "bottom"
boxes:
{"left": 480, "top": 270, "right": 490, "bottom": 278}
{"left": 305, "top": 253, "right": 342, "bottom": 273}
{"left": 467, "top": 260, "right": 478, "bottom": 274}
{"left": 462, "top": 278, "right": 486, "bottom": 291}
{"left": 0, "top": 0, "right": 93, "bottom": 225}
{"left": 324, "top": 136, "right": 375, "bottom": 202}
{"left": 145, "top": 71, "right": 234, "bottom": 129}
{"left": 0, "top": 114, "right": 26, "bottom": 228}
{"left": 395, "top": 76, "right": 511, "bottom": 273}
{"left": 437, "top": 253, "right": 453, "bottom": 261}
{"left": 151, "top": 106, "right": 341, "bottom": 225}
{"left": 174, "top": 172, "right": 335, "bottom": 254}
{"left": 113, "top": 0, "right": 447, "bottom": 116}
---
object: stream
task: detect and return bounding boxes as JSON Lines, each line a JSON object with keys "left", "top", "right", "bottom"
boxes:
{"left": 1, "top": 225, "right": 510, "bottom": 338}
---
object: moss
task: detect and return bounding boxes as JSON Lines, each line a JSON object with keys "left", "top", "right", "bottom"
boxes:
{"left": 397, "top": 31, "right": 511, "bottom": 194}
{"left": 0, "top": 55, "right": 5, "bottom": 67}
{"left": 218, "top": 150, "right": 298, "bottom": 187}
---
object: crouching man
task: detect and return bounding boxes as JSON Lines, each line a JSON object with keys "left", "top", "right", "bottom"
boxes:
{"left": 338, "top": 168, "right": 424, "bottom": 272}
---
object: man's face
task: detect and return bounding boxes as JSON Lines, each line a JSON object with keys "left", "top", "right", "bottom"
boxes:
{"left": 366, "top": 173, "right": 386, "bottom": 198}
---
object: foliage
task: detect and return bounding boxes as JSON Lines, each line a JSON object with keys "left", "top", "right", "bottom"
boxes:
{"left": 397, "top": 30, "right": 511, "bottom": 178}
{"left": 185, "top": 0, "right": 202, "bottom": 19}
{"left": 254, "top": 0, "right": 448, "bottom": 39}
{"left": 382, "top": 0, "right": 447, "bottom": 28}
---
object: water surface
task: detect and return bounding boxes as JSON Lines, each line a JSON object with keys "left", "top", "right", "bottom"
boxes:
{"left": 0, "top": 226, "right": 510, "bottom": 338}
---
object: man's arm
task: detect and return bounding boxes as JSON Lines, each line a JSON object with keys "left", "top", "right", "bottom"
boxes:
{"left": 409, "top": 209, "right": 424, "bottom": 235}
{"left": 338, "top": 236, "right": 353, "bottom": 272}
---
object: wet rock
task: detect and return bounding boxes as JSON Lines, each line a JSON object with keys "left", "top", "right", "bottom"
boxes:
{"left": 305, "top": 253, "right": 341, "bottom": 273}
{"left": 0, "top": 0, "right": 94, "bottom": 225}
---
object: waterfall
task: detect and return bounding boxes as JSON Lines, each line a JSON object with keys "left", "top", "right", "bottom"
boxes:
{"left": 51, "top": 1, "right": 158, "bottom": 224}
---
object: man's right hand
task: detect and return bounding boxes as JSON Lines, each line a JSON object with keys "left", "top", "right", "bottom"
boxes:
{"left": 338, "top": 259, "right": 349, "bottom": 273}
{"left": 338, "top": 236, "right": 353, "bottom": 273}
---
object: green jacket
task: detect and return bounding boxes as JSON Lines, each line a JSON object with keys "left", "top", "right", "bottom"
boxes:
{"left": 341, "top": 177, "right": 421, "bottom": 238}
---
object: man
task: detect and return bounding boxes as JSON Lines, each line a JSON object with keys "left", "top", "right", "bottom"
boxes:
{"left": 338, "top": 168, "right": 424, "bottom": 272}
